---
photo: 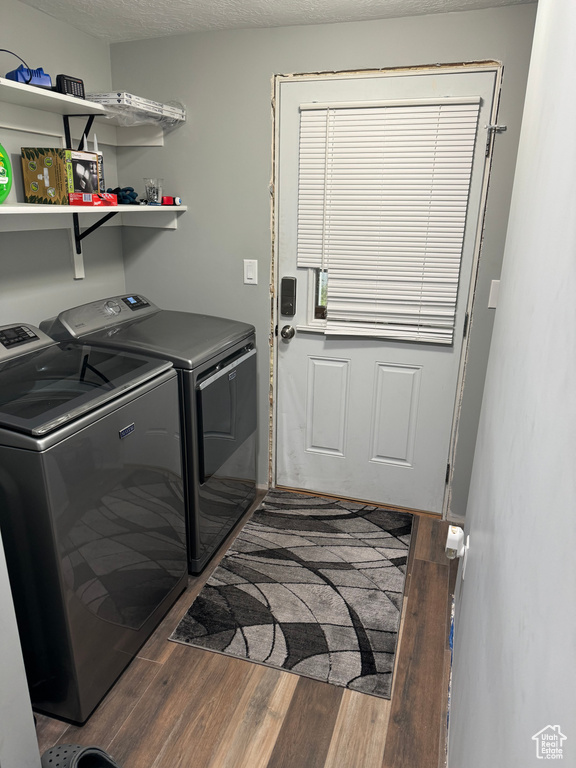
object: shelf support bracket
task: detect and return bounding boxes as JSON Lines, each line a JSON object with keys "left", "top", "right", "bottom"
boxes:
{"left": 71, "top": 210, "right": 119, "bottom": 280}
{"left": 62, "top": 114, "right": 96, "bottom": 149}
{"left": 63, "top": 112, "right": 116, "bottom": 279}
{"left": 74, "top": 211, "right": 119, "bottom": 244}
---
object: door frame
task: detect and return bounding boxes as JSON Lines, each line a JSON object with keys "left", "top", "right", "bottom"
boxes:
{"left": 270, "top": 61, "right": 503, "bottom": 518}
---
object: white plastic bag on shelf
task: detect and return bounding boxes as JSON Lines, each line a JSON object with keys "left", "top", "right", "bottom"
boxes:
{"left": 98, "top": 106, "right": 184, "bottom": 127}
{"left": 86, "top": 92, "right": 186, "bottom": 127}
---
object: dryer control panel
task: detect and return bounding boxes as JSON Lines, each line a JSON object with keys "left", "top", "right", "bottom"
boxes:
{"left": 41, "top": 294, "right": 160, "bottom": 340}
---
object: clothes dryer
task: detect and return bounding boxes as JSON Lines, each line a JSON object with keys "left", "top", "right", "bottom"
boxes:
{"left": 0, "top": 324, "right": 187, "bottom": 723}
{"left": 42, "top": 295, "right": 257, "bottom": 574}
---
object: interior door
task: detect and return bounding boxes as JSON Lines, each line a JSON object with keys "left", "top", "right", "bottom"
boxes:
{"left": 274, "top": 68, "right": 498, "bottom": 514}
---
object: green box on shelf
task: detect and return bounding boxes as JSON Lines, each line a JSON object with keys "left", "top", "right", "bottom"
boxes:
{"left": 21, "top": 147, "right": 72, "bottom": 204}
{"left": 21, "top": 148, "right": 100, "bottom": 205}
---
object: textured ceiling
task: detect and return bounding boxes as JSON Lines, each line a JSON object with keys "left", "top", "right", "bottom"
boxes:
{"left": 18, "top": 0, "right": 534, "bottom": 43}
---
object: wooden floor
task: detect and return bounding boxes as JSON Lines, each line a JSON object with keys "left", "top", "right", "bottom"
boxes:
{"left": 35, "top": 497, "right": 457, "bottom": 768}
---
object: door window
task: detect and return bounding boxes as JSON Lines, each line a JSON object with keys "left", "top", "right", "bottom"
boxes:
{"left": 297, "top": 99, "right": 481, "bottom": 344}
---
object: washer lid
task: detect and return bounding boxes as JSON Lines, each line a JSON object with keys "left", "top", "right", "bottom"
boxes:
{"left": 0, "top": 341, "right": 172, "bottom": 436}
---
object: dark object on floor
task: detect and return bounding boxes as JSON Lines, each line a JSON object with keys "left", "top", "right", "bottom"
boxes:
{"left": 171, "top": 489, "right": 413, "bottom": 699}
{"left": 41, "top": 744, "right": 123, "bottom": 767}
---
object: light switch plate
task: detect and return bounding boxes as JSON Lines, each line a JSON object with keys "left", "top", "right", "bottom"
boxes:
{"left": 243, "top": 259, "right": 258, "bottom": 285}
{"left": 488, "top": 279, "right": 500, "bottom": 308}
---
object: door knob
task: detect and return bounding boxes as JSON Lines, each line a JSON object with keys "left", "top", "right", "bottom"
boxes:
{"left": 280, "top": 325, "right": 295, "bottom": 340}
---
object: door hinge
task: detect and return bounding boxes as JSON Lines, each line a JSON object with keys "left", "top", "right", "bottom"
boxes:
{"left": 463, "top": 312, "right": 469, "bottom": 338}
{"left": 485, "top": 123, "right": 507, "bottom": 156}
{"left": 445, "top": 463, "right": 451, "bottom": 484}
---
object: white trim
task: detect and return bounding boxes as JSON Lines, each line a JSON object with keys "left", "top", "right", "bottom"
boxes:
{"left": 443, "top": 63, "right": 503, "bottom": 516}
{"left": 276, "top": 62, "right": 501, "bottom": 84}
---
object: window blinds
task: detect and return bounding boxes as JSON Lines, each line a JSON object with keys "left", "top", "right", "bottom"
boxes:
{"left": 297, "top": 98, "right": 481, "bottom": 344}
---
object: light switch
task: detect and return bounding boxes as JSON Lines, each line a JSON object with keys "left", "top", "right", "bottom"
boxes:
{"left": 243, "top": 259, "right": 258, "bottom": 285}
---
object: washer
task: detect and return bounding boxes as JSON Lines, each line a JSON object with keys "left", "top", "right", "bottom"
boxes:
{"left": 0, "top": 323, "right": 187, "bottom": 723}
{"left": 42, "top": 295, "right": 257, "bottom": 574}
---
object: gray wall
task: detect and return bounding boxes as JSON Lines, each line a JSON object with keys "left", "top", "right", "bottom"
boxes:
{"left": 111, "top": 5, "right": 537, "bottom": 501}
{"left": 449, "top": 0, "right": 576, "bottom": 765}
{"left": 0, "top": 0, "right": 125, "bottom": 328}
{"left": 0, "top": 529, "right": 40, "bottom": 768}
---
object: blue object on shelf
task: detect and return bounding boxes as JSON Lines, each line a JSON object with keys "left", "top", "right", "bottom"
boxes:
{"left": 5, "top": 64, "right": 52, "bottom": 88}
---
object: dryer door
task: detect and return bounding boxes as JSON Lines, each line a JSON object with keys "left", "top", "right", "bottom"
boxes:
{"left": 192, "top": 346, "right": 257, "bottom": 571}
{"left": 197, "top": 347, "right": 257, "bottom": 484}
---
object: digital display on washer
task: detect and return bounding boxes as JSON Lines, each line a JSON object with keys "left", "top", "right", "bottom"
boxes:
{"left": 0, "top": 326, "right": 39, "bottom": 348}
{"left": 122, "top": 295, "right": 150, "bottom": 311}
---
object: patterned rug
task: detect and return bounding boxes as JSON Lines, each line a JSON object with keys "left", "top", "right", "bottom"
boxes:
{"left": 170, "top": 489, "right": 413, "bottom": 698}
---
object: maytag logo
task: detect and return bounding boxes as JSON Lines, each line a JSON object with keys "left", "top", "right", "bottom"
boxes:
{"left": 119, "top": 423, "right": 135, "bottom": 440}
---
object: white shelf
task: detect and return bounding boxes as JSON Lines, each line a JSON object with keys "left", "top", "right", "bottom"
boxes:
{"left": 0, "top": 204, "right": 187, "bottom": 279}
{"left": 0, "top": 203, "right": 187, "bottom": 235}
{"left": 0, "top": 78, "right": 187, "bottom": 278}
{"left": 0, "top": 77, "right": 106, "bottom": 116}
{"left": 0, "top": 203, "right": 186, "bottom": 217}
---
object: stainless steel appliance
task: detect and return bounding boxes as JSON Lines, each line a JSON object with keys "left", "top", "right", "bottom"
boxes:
{"left": 42, "top": 295, "right": 257, "bottom": 574}
{"left": 0, "top": 324, "right": 187, "bottom": 723}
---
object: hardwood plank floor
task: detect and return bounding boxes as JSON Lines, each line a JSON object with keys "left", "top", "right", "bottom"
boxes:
{"left": 35, "top": 500, "right": 454, "bottom": 768}
{"left": 324, "top": 690, "right": 391, "bottom": 768}
{"left": 382, "top": 559, "right": 449, "bottom": 768}
{"left": 266, "top": 677, "right": 343, "bottom": 768}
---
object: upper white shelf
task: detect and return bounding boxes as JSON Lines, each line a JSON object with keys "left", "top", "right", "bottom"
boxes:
{"left": 0, "top": 77, "right": 107, "bottom": 116}
{"left": 0, "top": 77, "right": 170, "bottom": 145}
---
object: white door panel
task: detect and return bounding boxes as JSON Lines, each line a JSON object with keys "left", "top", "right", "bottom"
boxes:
{"left": 275, "top": 69, "right": 497, "bottom": 513}
{"left": 371, "top": 362, "right": 421, "bottom": 467}
{"left": 306, "top": 356, "right": 349, "bottom": 455}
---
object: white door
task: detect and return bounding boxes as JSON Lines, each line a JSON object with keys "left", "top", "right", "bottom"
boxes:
{"left": 274, "top": 68, "right": 499, "bottom": 514}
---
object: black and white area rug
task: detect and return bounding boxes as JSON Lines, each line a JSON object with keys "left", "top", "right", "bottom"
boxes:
{"left": 170, "top": 489, "right": 413, "bottom": 698}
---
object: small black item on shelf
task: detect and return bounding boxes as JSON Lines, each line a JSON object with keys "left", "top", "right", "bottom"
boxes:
{"left": 55, "top": 74, "right": 85, "bottom": 99}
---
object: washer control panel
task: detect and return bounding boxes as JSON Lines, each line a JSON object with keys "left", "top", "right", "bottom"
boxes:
{"left": 42, "top": 294, "right": 159, "bottom": 340}
{"left": 0, "top": 324, "right": 55, "bottom": 362}
{"left": 122, "top": 295, "right": 150, "bottom": 311}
